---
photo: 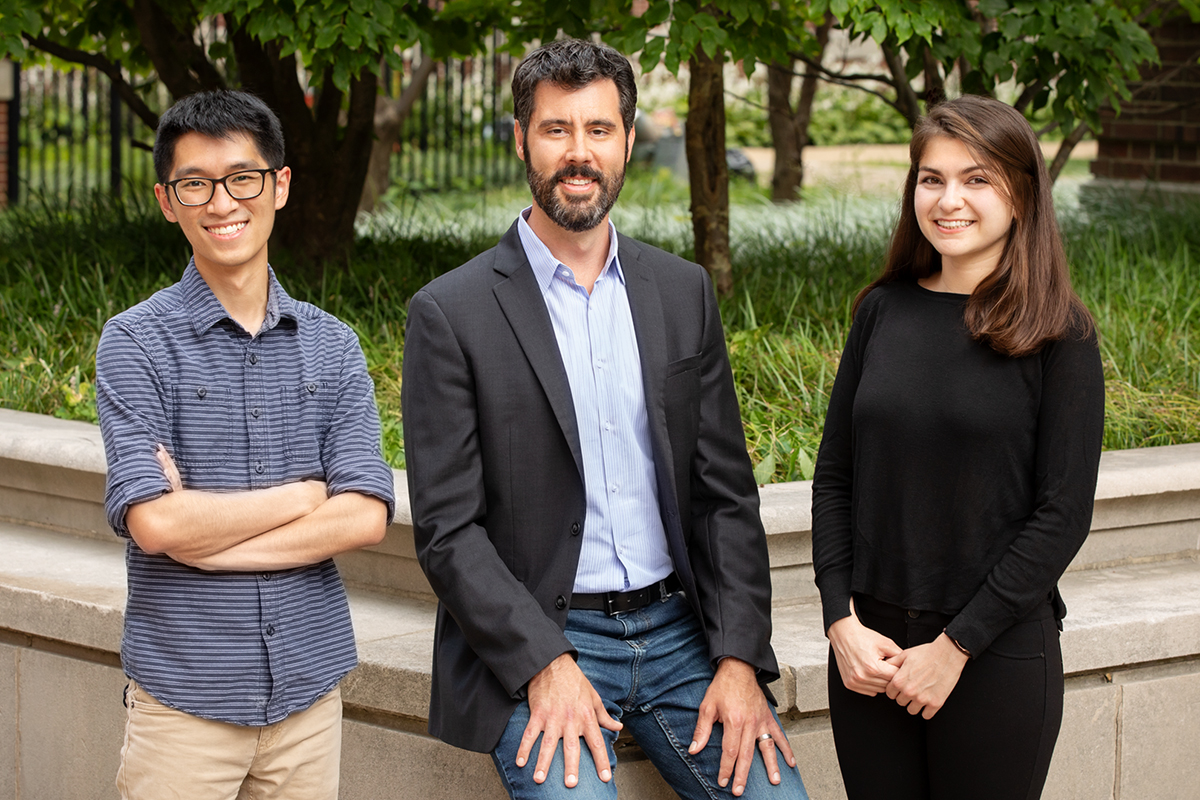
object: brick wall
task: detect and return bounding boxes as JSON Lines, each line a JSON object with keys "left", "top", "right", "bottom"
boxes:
{"left": 1090, "top": 18, "right": 1200, "bottom": 187}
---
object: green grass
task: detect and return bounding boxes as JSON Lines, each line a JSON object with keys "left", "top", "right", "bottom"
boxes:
{"left": 2, "top": 174, "right": 1198, "bottom": 483}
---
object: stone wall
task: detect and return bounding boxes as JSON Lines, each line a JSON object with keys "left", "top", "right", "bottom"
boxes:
{"left": 2, "top": 408, "right": 1199, "bottom": 799}
{"left": 1090, "top": 16, "right": 1200, "bottom": 192}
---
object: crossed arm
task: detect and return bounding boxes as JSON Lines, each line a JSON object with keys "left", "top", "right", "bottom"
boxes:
{"left": 126, "top": 445, "right": 387, "bottom": 571}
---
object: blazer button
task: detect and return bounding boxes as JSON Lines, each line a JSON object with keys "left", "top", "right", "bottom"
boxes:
{"left": 555, "top": 595, "right": 567, "bottom": 610}
{"left": 570, "top": 522, "right": 580, "bottom": 535}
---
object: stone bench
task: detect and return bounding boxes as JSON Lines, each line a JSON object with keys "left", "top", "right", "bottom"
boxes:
{"left": 1, "top": 408, "right": 1198, "bottom": 798}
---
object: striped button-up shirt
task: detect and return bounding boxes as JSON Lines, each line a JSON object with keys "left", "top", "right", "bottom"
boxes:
{"left": 517, "top": 210, "right": 673, "bottom": 594}
{"left": 97, "top": 261, "right": 395, "bottom": 726}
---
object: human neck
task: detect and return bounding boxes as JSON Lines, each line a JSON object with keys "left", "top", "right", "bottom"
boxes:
{"left": 194, "top": 257, "right": 270, "bottom": 336}
{"left": 526, "top": 204, "right": 612, "bottom": 294}
{"left": 920, "top": 256, "right": 998, "bottom": 295}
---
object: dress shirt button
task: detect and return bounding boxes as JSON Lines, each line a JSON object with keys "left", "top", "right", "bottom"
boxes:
{"left": 196, "top": 387, "right": 208, "bottom": 398}
{"left": 306, "top": 383, "right": 317, "bottom": 394}
{"left": 249, "top": 353, "right": 258, "bottom": 365}
{"left": 907, "top": 610, "right": 919, "bottom": 619}
{"left": 261, "top": 573, "right": 271, "bottom": 581}
{"left": 255, "top": 462, "right": 265, "bottom": 474}
{"left": 265, "top": 624, "right": 275, "bottom": 636}
{"left": 251, "top": 407, "right": 261, "bottom": 418}
{"left": 555, "top": 595, "right": 567, "bottom": 610}
{"left": 570, "top": 522, "right": 581, "bottom": 535}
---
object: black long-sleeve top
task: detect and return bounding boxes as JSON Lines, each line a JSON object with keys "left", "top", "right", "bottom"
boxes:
{"left": 811, "top": 281, "right": 1105, "bottom": 657}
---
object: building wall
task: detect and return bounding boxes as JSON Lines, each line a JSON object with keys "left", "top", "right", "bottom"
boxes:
{"left": 0, "top": 98, "right": 8, "bottom": 209}
{"left": 1091, "top": 17, "right": 1200, "bottom": 188}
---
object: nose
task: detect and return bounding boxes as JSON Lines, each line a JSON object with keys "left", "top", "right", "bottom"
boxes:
{"left": 207, "top": 180, "right": 240, "bottom": 213}
{"left": 939, "top": 181, "right": 965, "bottom": 211}
{"left": 564, "top": 129, "right": 591, "bottom": 163}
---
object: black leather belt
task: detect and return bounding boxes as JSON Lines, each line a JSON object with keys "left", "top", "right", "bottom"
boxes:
{"left": 570, "top": 574, "right": 682, "bottom": 616}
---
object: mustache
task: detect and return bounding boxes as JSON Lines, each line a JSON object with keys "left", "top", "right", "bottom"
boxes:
{"left": 553, "top": 165, "right": 604, "bottom": 182}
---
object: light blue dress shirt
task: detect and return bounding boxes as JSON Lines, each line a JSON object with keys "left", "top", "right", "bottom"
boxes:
{"left": 517, "top": 209, "right": 673, "bottom": 594}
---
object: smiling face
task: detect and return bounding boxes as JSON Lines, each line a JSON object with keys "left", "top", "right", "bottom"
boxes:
{"left": 153, "top": 131, "right": 290, "bottom": 278}
{"left": 515, "top": 79, "right": 633, "bottom": 234}
{"left": 914, "top": 135, "right": 1014, "bottom": 278}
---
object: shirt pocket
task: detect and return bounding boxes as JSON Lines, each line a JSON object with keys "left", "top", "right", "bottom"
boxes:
{"left": 171, "top": 383, "right": 232, "bottom": 466}
{"left": 280, "top": 381, "right": 336, "bottom": 464}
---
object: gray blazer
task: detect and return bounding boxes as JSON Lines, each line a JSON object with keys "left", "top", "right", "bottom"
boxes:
{"left": 401, "top": 221, "right": 778, "bottom": 753}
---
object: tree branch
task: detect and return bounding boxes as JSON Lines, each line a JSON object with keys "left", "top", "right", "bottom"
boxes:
{"left": 131, "top": 0, "right": 224, "bottom": 98}
{"left": 1047, "top": 120, "right": 1089, "bottom": 182}
{"left": 1013, "top": 80, "right": 1044, "bottom": 114}
{"left": 880, "top": 42, "right": 922, "bottom": 128}
{"left": 23, "top": 35, "right": 161, "bottom": 130}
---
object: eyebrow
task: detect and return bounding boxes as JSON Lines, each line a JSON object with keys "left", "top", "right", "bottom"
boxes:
{"left": 918, "top": 164, "right": 986, "bottom": 176}
{"left": 537, "top": 118, "right": 618, "bottom": 129}
{"left": 172, "top": 161, "right": 264, "bottom": 179}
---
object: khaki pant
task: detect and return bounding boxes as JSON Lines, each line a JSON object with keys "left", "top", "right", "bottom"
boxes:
{"left": 116, "top": 681, "right": 342, "bottom": 800}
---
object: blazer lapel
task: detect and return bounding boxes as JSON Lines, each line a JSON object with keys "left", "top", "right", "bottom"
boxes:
{"left": 619, "top": 236, "right": 696, "bottom": 590}
{"left": 492, "top": 222, "right": 585, "bottom": 479}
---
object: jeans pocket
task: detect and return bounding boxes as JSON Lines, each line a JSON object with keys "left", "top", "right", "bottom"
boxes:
{"left": 986, "top": 618, "right": 1049, "bottom": 660}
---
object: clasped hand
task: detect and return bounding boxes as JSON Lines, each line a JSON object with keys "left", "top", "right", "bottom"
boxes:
{"left": 828, "top": 604, "right": 969, "bottom": 720}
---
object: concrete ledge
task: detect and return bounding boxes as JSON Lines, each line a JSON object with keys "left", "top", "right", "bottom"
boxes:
{"left": 3, "top": 409, "right": 1200, "bottom": 798}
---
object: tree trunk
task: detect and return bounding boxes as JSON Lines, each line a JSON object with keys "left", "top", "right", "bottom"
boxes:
{"left": 686, "top": 47, "right": 732, "bottom": 297}
{"left": 767, "top": 17, "right": 830, "bottom": 203}
{"left": 1048, "top": 121, "right": 1089, "bottom": 183}
{"left": 767, "top": 63, "right": 803, "bottom": 202}
{"left": 359, "top": 56, "right": 437, "bottom": 214}
{"left": 231, "top": 27, "right": 377, "bottom": 272}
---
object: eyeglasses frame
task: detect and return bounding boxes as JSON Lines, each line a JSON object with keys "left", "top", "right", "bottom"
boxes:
{"left": 163, "top": 168, "right": 280, "bottom": 207}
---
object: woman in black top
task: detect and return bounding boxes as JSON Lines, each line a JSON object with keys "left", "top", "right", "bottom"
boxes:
{"left": 811, "top": 95, "right": 1104, "bottom": 800}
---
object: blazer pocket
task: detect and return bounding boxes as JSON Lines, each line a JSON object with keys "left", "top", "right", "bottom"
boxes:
{"left": 666, "top": 353, "right": 702, "bottom": 377}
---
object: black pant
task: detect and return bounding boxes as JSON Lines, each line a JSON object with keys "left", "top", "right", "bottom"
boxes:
{"left": 827, "top": 594, "right": 1063, "bottom": 800}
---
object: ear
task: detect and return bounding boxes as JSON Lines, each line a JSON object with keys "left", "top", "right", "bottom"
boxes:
{"left": 272, "top": 166, "right": 292, "bottom": 210}
{"left": 154, "top": 184, "right": 179, "bottom": 224}
{"left": 514, "top": 120, "right": 525, "bottom": 162}
{"left": 625, "top": 124, "right": 636, "bottom": 163}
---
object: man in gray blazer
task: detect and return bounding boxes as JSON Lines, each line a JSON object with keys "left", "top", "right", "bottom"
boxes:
{"left": 402, "top": 38, "right": 808, "bottom": 800}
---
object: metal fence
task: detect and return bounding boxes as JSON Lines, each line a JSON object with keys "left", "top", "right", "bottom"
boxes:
{"left": 6, "top": 39, "right": 523, "bottom": 207}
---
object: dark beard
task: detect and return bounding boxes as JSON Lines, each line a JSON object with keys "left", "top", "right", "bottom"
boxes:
{"left": 526, "top": 161, "right": 626, "bottom": 233}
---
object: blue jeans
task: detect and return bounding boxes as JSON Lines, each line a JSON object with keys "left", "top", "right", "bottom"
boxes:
{"left": 491, "top": 593, "right": 808, "bottom": 800}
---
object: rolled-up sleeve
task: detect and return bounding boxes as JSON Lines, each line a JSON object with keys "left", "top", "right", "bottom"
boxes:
{"left": 321, "top": 323, "right": 396, "bottom": 524}
{"left": 96, "top": 320, "right": 173, "bottom": 537}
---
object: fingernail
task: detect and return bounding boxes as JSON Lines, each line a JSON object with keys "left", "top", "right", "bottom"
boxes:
{"left": 773, "top": 772, "right": 781, "bottom": 782}
{"left": 688, "top": 741, "right": 698, "bottom": 753}
{"left": 719, "top": 777, "right": 729, "bottom": 787}
{"left": 566, "top": 774, "right": 576, "bottom": 785}
{"left": 535, "top": 770, "right": 545, "bottom": 782}
{"left": 735, "top": 785, "right": 745, "bottom": 796}
{"left": 516, "top": 757, "right": 526, "bottom": 767}
{"left": 601, "top": 769, "right": 611, "bottom": 781}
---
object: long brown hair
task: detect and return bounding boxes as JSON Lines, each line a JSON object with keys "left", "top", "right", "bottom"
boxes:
{"left": 854, "top": 95, "right": 1092, "bottom": 357}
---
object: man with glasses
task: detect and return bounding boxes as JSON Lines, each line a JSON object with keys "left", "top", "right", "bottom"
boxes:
{"left": 95, "top": 90, "right": 395, "bottom": 799}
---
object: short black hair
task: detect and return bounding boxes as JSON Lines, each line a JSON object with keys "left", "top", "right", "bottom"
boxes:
{"left": 511, "top": 39, "right": 637, "bottom": 137}
{"left": 153, "top": 90, "right": 285, "bottom": 183}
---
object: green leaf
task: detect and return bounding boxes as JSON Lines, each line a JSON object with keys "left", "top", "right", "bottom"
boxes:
{"left": 314, "top": 22, "right": 340, "bottom": 50}
{"left": 753, "top": 452, "right": 776, "bottom": 485}
{"left": 795, "top": 447, "right": 814, "bottom": 481}
{"left": 977, "top": 0, "right": 1008, "bottom": 17}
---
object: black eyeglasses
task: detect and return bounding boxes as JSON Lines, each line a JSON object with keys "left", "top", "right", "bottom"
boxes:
{"left": 164, "top": 168, "right": 278, "bottom": 207}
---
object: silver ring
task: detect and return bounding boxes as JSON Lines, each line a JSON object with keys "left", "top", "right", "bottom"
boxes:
{"left": 757, "top": 733, "right": 773, "bottom": 743}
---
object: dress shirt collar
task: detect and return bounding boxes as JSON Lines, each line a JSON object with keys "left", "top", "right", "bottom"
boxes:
{"left": 516, "top": 207, "right": 624, "bottom": 294}
{"left": 180, "top": 259, "right": 297, "bottom": 338}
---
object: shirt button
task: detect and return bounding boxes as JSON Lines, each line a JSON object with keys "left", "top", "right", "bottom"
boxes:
{"left": 255, "top": 462, "right": 265, "bottom": 474}
{"left": 306, "top": 383, "right": 317, "bottom": 394}
{"left": 555, "top": 595, "right": 567, "bottom": 610}
{"left": 196, "top": 387, "right": 207, "bottom": 398}
{"left": 261, "top": 573, "right": 271, "bottom": 581}
{"left": 265, "top": 624, "right": 275, "bottom": 636}
{"left": 251, "top": 407, "right": 261, "bottom": 418}
{"left": 570, "top": 522, "right": 581, "bottom": 535}
{"left": 907, "top": 610, "right": 920, "bottom": 619}
{"left": 249, "top": 353, "right": 258, "bottom": 365}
